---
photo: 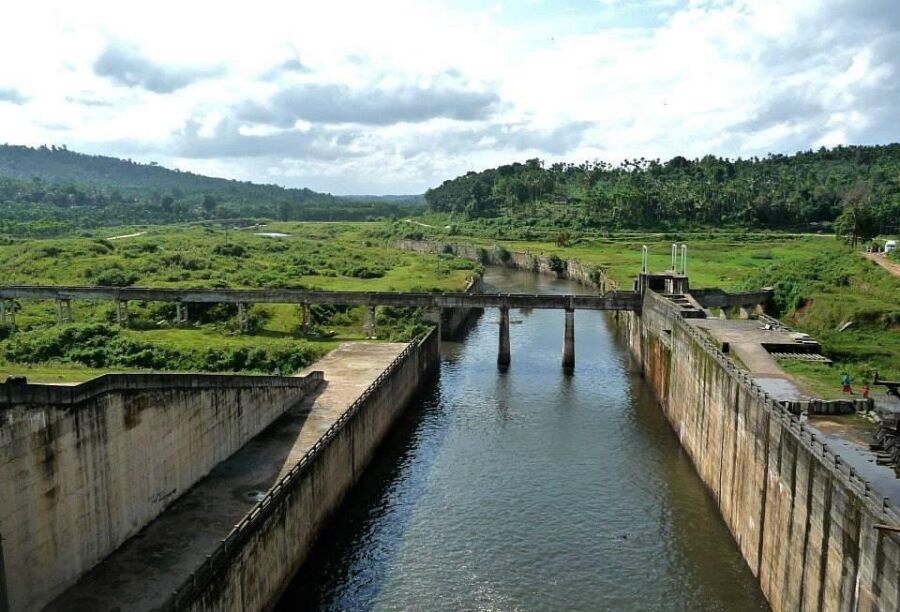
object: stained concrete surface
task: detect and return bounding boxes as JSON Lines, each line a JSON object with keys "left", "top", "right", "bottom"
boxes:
{"left": 44, "top": 342, "right": 407, "bottom": 612}
{"left": 691, "top": 318, "right": 900, "bottom": 507}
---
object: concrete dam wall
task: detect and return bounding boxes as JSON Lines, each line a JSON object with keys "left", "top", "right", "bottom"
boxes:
{"left": 622, "top": 291, "right": 900, "bottom": 611}
{"left": 167, "top": 329, "right": 440, "bottom": 611}
{"left": 0, "top": 373, "right": 321, "bottom": 612}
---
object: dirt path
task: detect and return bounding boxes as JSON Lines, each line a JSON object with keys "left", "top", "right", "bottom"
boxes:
{"left": 404, "top": 218, "right": 451, "bottom": 229}
{"left": 864, "top": 252, "right": 900, "bottom": 277}
{"left": 106, "top": 231, "right": 147, "bottom": 240}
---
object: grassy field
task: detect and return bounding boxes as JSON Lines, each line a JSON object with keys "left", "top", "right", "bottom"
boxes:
{"left": 384, "top": 221, "right": 899, "bottom": 395}
{"left": 1, "top": 221, "right": 896, "bottom": 394}
{"left": 0, "top": 222, "right": 476, "bottom": 381}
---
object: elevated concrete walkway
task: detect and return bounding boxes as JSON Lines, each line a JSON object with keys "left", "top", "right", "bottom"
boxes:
{"left": 45, "top": 342, "right": 407, "bottom": 612}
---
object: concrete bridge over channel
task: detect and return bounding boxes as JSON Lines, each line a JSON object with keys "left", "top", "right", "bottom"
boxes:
{"left": 0, "top": 284, "right": 643, "bottom": 373}
{"left": 0, "top": 275, "right": 770, "bottom": 373}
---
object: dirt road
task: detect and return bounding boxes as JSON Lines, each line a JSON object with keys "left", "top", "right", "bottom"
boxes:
{"left": 864, "top": 252, "right": 900, "bottom": 277}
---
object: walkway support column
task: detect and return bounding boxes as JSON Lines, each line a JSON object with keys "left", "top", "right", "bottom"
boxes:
{"left": 364, "top": 305, "right": 376, "bottom": 337}
{"left": 116, "top": 300, "right": 129, "bottom": 327}
{"left": 55, "top": 298, "right": 72, "bottom": 324}
{"left": 176, "top": 302, "right": 189, "bottom": 326}
{"left": 300, "top": 303, "right": 310, "bottom": 334}
{"left": 1, "top": 302, "right": 13, "bottom": 327}
{"left": 497, "top": 306, "right": 510, "bottom": 368}
{"left": 238, "top": 302, "right": 250, "bottom": 332}
{"left": 56, "top": 298, "right": 72, "bottom": 325}
{"left": 562, "top": 307, "right": 575, "bottom": 373}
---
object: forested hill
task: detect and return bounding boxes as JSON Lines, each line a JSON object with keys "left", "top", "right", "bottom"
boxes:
{"left": 0, "top": 144, "right": 421, "bottom": 236}
{"left": 424, "top": 144, "right": 900, "bottom": 233}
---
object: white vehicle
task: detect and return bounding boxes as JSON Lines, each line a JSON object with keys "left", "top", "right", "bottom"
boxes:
{"left": 885, "top": 240, "right": 897, "bottom": 253}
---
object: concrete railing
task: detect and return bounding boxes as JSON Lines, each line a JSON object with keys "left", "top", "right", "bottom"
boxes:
{"left": 0, "top": 372, "right": 323, "bottom": 407}
{"left": 0, "top": 284, "right": 640, "bottom": 311}
{"left": 162, "top": 328, "right": 437, "bottom": 610}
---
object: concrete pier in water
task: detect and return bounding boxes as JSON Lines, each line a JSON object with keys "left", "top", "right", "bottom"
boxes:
{"left": 562, "top": 307, "right": 575, "bottom": 373}
{"left": 497, "top": 306, "right": 510, "bottom": 368}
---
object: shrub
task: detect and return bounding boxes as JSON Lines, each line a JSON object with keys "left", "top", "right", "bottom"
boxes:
{"left": 213, "top": 243, "right": 247, "bottom": 257}
{"left": 0, "top": 322, "right": 323, "bottom": 374}
{"left": 37, "top": 246, "right": 63, "bottom": 257}
{"left": 93, "top": 268, "right": 139, "bottom": 287}
{"left": 547, "top": 254, "right": 566, "bottom": 274}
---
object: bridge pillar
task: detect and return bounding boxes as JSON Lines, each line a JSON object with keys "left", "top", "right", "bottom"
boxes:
{"left": 562, "top": 307, "right": 575, "bottom": 373}
{"left": 364, "top": 305, "right": 377, "bottom": 337}
{"left": 116, "top": 300, "right": 129, "bottom": 327}
{"left": 300, "top": 303, "right": 310, "bottom": 334}
{"left": 1, "top": 301, "right": 14, "bottom": 327}
{"left": 176, "top": 302, "right": 189, "bottom": 326}
{"left": 497, "top": 306, "right": 510, "bottom": 368}
{"left": 238, "top": 302, "right": 250, "bottom": 332}
{"left": 55, "top": 299, "right": 73, "bottom": 324}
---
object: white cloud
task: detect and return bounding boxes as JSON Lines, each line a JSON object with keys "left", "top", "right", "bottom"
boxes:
{"left": 0, "top": 0, "right": 897, "bottom": 193}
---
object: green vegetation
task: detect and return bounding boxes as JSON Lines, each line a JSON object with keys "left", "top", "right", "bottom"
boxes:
{"left": 0, "top": 145, "right": 424, "bottom": 236}
{"left": 385, "top": 221, "right": 899, "bottom": 397}
{"left": 1, "top": 143, "right": 897, "bottom": 396}
{"left": 424, "top": 145, "right": 900, "bottom": 233}
{"left": 747, "top": 250, "right": 900, "bottom": 398}
{"left": 0, "top": 223, "right": 476, "bottom": 381}
{"left": 379, "top": 225, "right": 838, "bottom": 289}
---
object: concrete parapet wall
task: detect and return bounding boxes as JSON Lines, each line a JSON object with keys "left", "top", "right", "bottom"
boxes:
{"left": 784, "top": 398, "right": 873, "bottom": 416}
{"left": 0, "top": 372, "right": 317, "bottom": 406}
{"left": 622, "top": 290, "right": 900, "bottom": 612}
{"left": 167, "top": 328, "right": 440, "bottom": 612}
{"left": 0, "top": 372, "right": 321, "bottom": 612}
{"left": 394, "top": 239, "right": 613, "bottom": 290}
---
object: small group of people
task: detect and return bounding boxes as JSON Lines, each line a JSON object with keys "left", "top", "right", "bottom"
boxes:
{"left": 841, "top": 373, "right": 869, "bottom": 398}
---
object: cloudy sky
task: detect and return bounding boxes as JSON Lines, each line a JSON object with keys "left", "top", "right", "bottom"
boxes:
{"left": 0, "top": 0, "right": 897, "bottom": 194}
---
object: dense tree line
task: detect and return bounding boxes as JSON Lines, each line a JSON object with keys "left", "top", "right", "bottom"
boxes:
{"left": 425, "top": 145, "right": 900, "bottom": 232}
{"left": 0, "top": 145, "right": 422, "bottom": 235}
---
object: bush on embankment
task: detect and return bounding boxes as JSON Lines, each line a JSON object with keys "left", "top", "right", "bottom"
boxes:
{"left": 741, "top": 247, "right": 900, "bottom": 385}
{"left": 0, "top": 323, "right": 325, "bottom": 374}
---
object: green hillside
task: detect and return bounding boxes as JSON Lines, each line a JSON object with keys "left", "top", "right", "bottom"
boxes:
{"left": 424, "top": 145, "right": 900, "bottom": 234}
{"left": 0, "top": 144, "right": 422, "bottom": 235}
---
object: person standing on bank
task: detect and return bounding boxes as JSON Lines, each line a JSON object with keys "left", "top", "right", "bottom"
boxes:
{"left": 841, "top": 372, "right": 853, "bottom": 395}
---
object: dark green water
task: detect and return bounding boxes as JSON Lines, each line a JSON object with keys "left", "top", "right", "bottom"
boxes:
{"left": 277, "top": 268, "right": 769, "bottom": 611}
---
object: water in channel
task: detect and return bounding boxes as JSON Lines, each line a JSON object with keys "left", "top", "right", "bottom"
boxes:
{"left": 277, "top": 268, "right": 769, "bottom": 611}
